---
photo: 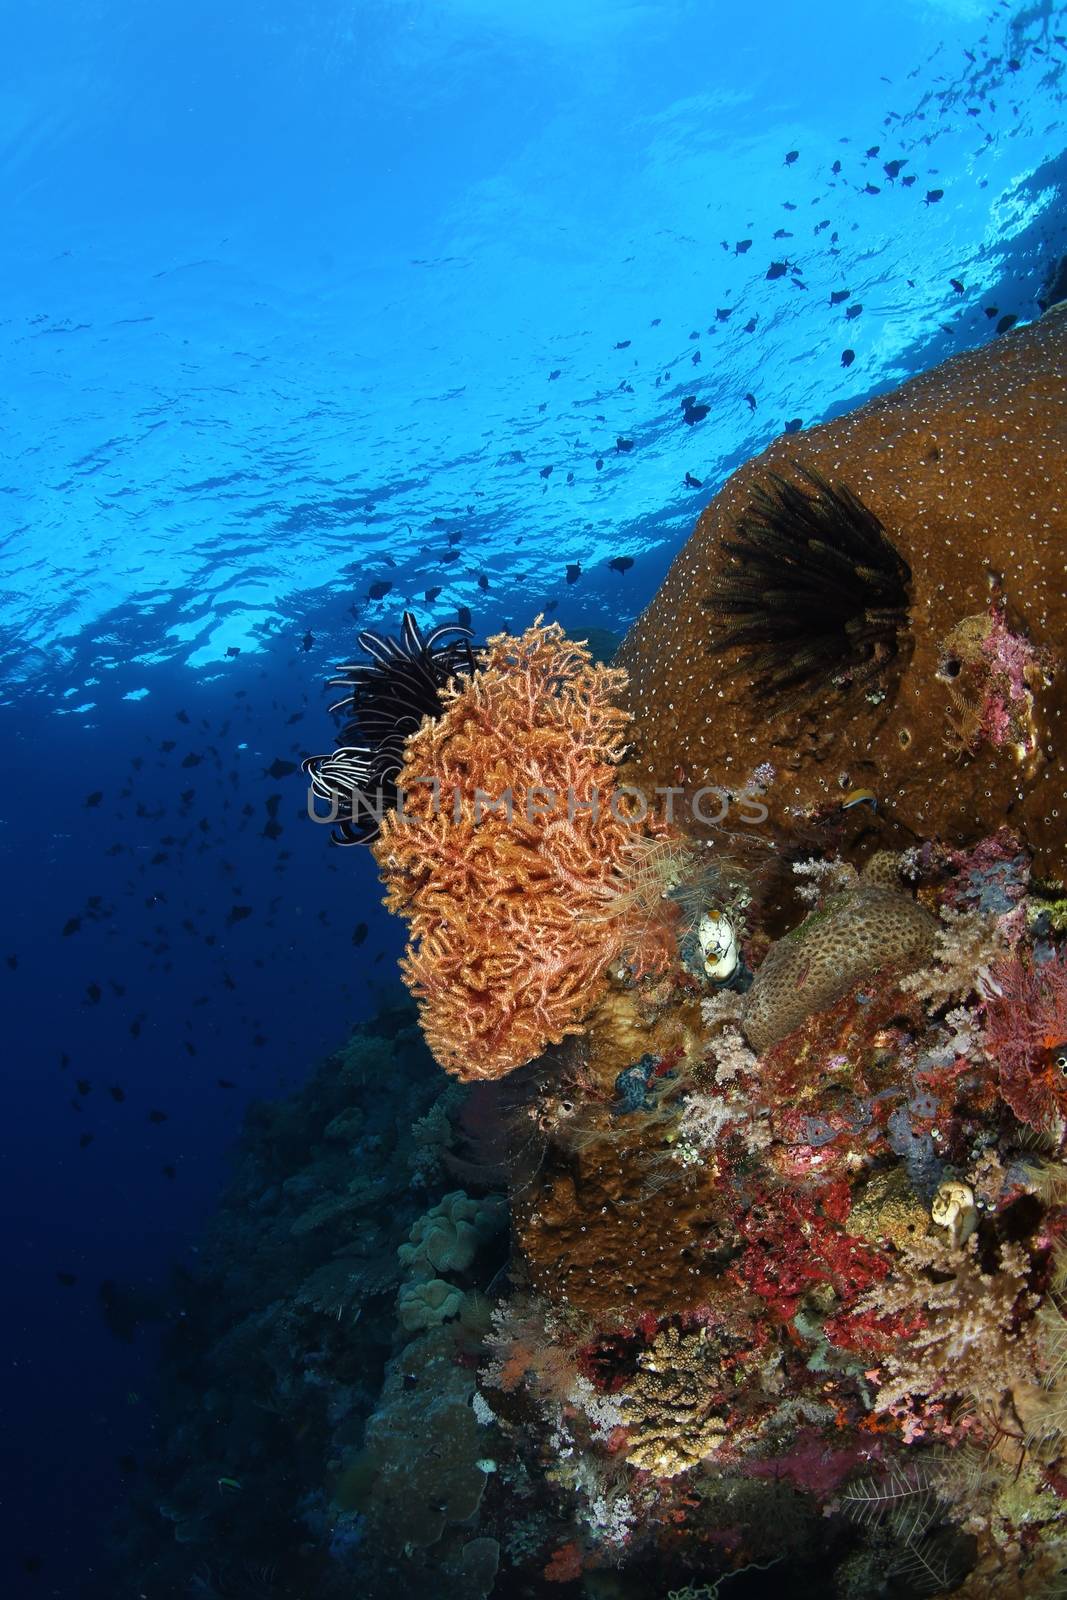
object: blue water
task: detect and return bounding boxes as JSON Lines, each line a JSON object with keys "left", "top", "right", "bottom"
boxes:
{"left": 1, "top": 0, "right": 1065, "bottom": 1592}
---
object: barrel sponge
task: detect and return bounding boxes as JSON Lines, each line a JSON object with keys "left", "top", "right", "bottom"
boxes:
{"left": 740, "top": 884, "right": 938, "bottom": 1053}
{"left": 397, "top": 1190, "right": 507, "bottom": 1279}
{"left": 616, "top": 306, "right": 1067, "bottom": 875}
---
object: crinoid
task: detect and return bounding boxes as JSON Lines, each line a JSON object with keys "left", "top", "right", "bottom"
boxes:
{"left": 303, "top": 611, "right": 478, "bottom": 844}
{"left": 704, "top": 462, "right": 912, "bottom": 706}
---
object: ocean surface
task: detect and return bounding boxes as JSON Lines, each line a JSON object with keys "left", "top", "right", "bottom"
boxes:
{"left": 2, "top": 0, "right": 1065, "bottom": 1594}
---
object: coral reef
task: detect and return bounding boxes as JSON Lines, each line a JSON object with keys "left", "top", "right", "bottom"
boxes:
{"left": 128, "top": 822, "right": 1067, "bottom": 1599}
{"left": 373, "top": 620, "right": 680, "bottom": 1080}
{"left": 615, "top": 305, "right": 1067, "bottom": 875}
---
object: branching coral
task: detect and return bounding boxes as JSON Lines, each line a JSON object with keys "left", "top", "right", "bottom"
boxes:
{"left": 852, "top": 1234, "right": 1043, "bottom": 1439}
{"left": 373, "top": 621, "right": 680, "bottom": 1080}
{"left": 620, "top": 1325, "right": 730, "bottom": 1478}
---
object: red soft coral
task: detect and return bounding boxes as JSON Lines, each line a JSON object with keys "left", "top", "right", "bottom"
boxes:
{"left": 729, "top": 1180, "right": 891, "bottom": 1324}
{"left": 983, "top": 951, "right": 1067, "bottom": 1131}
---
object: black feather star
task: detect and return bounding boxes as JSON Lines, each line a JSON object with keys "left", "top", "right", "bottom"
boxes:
{"left": 704, "top": 463, "right": 911, "bottom": 703}
{"left": 302, "top": 612, "right": 479, "bottom": 844}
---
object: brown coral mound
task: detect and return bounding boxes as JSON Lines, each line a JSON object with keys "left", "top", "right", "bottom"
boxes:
{"left": 740, "top": 883, "right": 938, "bottom": 1052}
{"left": 372, "top": 621, "right": 678, "bottom": 1080}
{"left": 616, "top": 306, "right": 1067, "bottom": 874}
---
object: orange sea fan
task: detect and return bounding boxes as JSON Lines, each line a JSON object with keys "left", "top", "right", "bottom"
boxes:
{"left": 371, "top": 620, "right": 680, "bottom": 1080}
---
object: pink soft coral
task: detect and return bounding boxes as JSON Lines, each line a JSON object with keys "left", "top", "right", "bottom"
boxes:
{"left": 983, "top": 951, "right": 1067, "bottom": 1130}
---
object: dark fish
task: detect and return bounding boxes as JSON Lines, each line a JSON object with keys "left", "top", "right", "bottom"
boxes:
{"left": 772, "top": 228, "right": 792, "bottom": 239}
{"left": 735, "top": 239, "right": 752, "bottom": 254}
{"left": 924, "top": 188, "right": 944, "bottom": 205}
{"left": 614, "top": 339, "right": 631, "bottom": 349}
{"left": 86, "top": 982, "right": 102, "bottom": 1005}
{"left": 226, "top": 905, "right": 252, "bottom": 926}
{"left": 616, "top": 437, "right": 633, "bottom": 452}
{"left": 109, "top": 1085, "right": 125, "bottom": 1103}
{"left": 85, "top": 791, "right": 103, "bottom": 808}
{"left": 424, "top": 586, "right": 442, "bottom": 603}
{"left": 566, "top": 563, "right": 581, "bottom": 584}
{"left": 181, "top": 752, "right": 202, "bottom": 768}
{"left": 883, "top": 159, "right": 905, "bottom": 179}
{"left": 609, "top": 556, "right": 634, "bottom": 575}
{"left": 841, "top": 348, "right": 855, "bottom": 367}
{"left": 784, "top": 149, "right": 799, "bottom": 164}
{"left": 845, "top": 303, "right": 863, "bottom": 320}
{"left": 996, "top": 313, "right": 1017, "bottom": 334}
{"left": 265, "top": 758, "right": 297, "bottom": 779}
{"left": 76, "top": 1079, "right": 92, "bottom": 1096}
{"left": 901, "top": 174, "right": 916, "bottom": 187}
{"left": 865, "top": 145, "right": 880, "bottom": 158}
{"left": 477, "top": 574, "right": 489, "bottom": 591}
{"left": 62, "top": 917, "right": 81, "bottom": 937}
{"left": 539, "top": 464, "right": 553, "bottom": 479}
{"left": 831, "top": 160, "right": 842, "bottom": 174}
{"left": 830, "top": 289, "right": 850, "bottom": 305}
{"left": 79, "top": 1133, "right": 94, "bottom": 1149}
{"left": 57, "top": 1272, "right": 77, "bottom": 1287}
{"left": 301, "top": 631, "right": 314, "bottom": 651}
{"left": 684, "top": 472, "right": 703, "bottom": 488}
{"left": 368, "top": 581, "right": 392, "bottom": 600}
{"left": 863, "top": 183, "right": 880, "bottom": 195}
{"left": 176, "top": 710, "right": 190, "bottom": 724}
{"left": 784, "top": 418, "right": 803, "bottom": 434}
{"left": 148, "top": 1109, "right": 168, "bottom": 1124}
{"left": 226, "top": 646, "right": 241, "bottom": 658}
{"left": 352, "top": 922, "right": 368, "bottom": 947}
{"left": 548, "top": 368, "right": 561, "bottom": 379}
{"left": 162, "top": 1164, "right": 176, "bottom": 1179}
{"left": 950, "top": 278, "right": 965, "bottom": 294}
{"left": 744, "top": 393, "right": 757, "bottom": 411}
{"left": 681, "top": 397, "right": 709, "bottom": 425}
{"left": 743, "top": 317, "right": 757, "bottom": 333}
{"left": 457, "top": 606, "right": 472, "bottom": 629}
{"left": 217, "top": 1078, "right": 236, "bottom": 1089}
{"left": 766, "top": 261, "right": 789, "bottom": 280}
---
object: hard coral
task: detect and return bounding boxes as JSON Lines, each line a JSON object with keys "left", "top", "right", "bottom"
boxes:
{"left": 374, "top": 621, "right": 679, "bottom": 1080}
{"left": 616, "top": 306, "right": 1067, "bottom": 875}
{"left": 740, "top": 883, "right": 937, "bottom": 1053}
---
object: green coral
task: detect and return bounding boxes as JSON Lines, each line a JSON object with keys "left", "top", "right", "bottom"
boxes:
{"left": 397, "top": 1276, "right": 465, "bottom": 1332}
{"left": 398, "top": 1190, "right": 507, "bottom": 1278}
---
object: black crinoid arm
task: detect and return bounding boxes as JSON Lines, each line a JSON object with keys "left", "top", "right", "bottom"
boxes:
{"left": 302, "top": 611, "right": 480, "bottom": 844}
{"left": 704, "top": 462, "right": 912, "bottom": 706}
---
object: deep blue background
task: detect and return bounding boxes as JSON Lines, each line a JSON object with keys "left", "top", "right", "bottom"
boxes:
{"left": 1, "top": 0, "right": 1065, "bottom": 1593}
